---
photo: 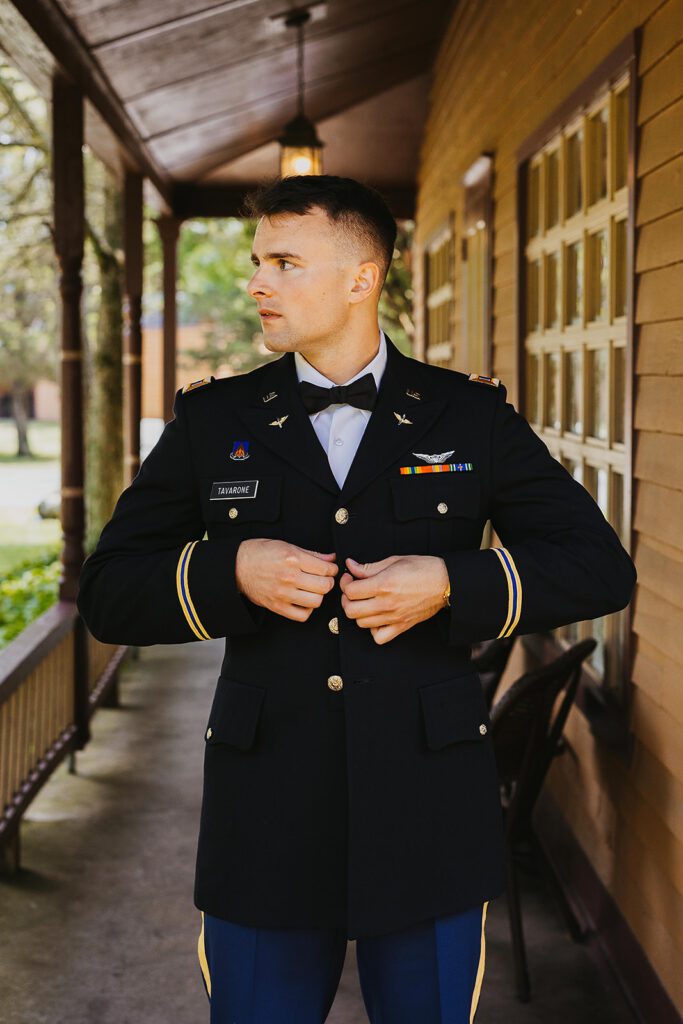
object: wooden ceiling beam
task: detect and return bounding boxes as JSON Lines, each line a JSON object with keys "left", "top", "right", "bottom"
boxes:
{"left": 11, "top": 0, "right": 173, "bottom": 207}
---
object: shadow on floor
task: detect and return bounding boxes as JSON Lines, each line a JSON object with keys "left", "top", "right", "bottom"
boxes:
{"left": 0, "top": 642, "right": 637, "bottom": 1023}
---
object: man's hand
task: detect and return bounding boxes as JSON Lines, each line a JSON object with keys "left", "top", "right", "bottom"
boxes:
{"left": 339, "top": 554, "right": 450, "bottom": 644}
{"left": 235, "top": 539, "right": 338, "bottom": 622}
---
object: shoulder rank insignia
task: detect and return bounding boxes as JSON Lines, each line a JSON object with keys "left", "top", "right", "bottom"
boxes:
{"left": 468, "top": 373, "right": 500, "bottom": 387}
{"left": 182, "top": 376, "right": 214, "bottom": 394}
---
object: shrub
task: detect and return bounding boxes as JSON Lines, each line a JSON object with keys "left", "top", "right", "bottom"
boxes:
{"left": 0, "top": 550, "right": 62, "bottom": 650}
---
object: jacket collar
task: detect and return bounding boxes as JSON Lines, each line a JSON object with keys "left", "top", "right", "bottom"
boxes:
{"left": 234, "top": 333, "right": 447, "bottom": 503}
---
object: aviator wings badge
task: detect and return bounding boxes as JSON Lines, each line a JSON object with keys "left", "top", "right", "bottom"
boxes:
{"left": 394, "top": 411, "right": 413, "bottom": 426}
{"left": 413, "top": 451, "right": 455, "bottom": 464}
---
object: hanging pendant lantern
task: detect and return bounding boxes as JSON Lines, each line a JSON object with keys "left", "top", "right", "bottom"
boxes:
{"left": 278, "top": 9, "right": 325, "bottom": 176}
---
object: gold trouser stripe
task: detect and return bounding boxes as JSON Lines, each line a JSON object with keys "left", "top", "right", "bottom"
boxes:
{"left": 492, "top": 547, "right": 522, "bottom": 638}
{"left": 469, "top": 900, "right": 489, "bottom": 1022}
{"left": 197, "top": 910, "right": 212, "bottom": 998}
{"left": 176, "top": 541, "right": 212, "bottom": 640}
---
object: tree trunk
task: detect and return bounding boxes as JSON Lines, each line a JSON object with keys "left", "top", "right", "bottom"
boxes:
{"left": 11, "top": 382, "right": 32, "bottom": 457}
{"left": 84, "top": 172, "right": 124, "bottom": 554}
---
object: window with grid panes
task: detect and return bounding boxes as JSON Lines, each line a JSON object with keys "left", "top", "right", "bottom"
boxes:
{"left": 521, "top": 73, "right": 632, "bottom": 698}
{"left": 424, "top": 214, "right": 455, "bottom": 368}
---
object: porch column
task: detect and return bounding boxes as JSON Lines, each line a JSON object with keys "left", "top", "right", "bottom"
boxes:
{"left": 123, "top": 171, "right": 144, "bottom": 484}
{"left": 156, "top": 215, "right": 180, "bottom": 423}
{"left": 52, "top": 70, "right": 84, "bottom": 603}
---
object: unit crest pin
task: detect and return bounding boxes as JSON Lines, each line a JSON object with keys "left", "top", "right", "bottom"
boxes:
{"left": 229, "top": 440, "right": 250, "bottom": 461}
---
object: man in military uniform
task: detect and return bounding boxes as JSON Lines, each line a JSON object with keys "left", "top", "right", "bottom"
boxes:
{"left": 76, "top": 175, "right": 637, "bottom": 1023}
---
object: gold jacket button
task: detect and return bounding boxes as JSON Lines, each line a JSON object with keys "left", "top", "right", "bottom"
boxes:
{"left": 479, "top": 723, "right": 487, "bottom": 735}
{"left": 334, "top": 507, "right": 349, "bottom": 524}
{"left": 228, "top": 507, "right": 238, "bottom": 519}
{"left": 327, "top": 674, "right": 343, "bottom": 691}
{"left": 206, "top": 727, "right": 213, "bottom": 739}
{"left": 437, "top": 502, "right": 448, "bottom": 514}
{"left": 328, "top": 616, "right": 339, "bottom": 634}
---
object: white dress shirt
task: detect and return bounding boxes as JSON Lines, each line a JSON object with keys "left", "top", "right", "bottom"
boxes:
{"left": 294, "top": 328, "right": 387, "bottom": 488}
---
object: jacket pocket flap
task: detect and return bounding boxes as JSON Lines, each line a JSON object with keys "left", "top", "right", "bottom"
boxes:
{"left": 205, "top": 677, "right": 266, "bottom": 750}
{"left": 419, "top": 673, "right": 490, "bottom": 750}
{"left": 200, "top": 474, "right": 282, "bottom": 523}
{"left": 390, "top": 473, "right": 480, "bottom": 521}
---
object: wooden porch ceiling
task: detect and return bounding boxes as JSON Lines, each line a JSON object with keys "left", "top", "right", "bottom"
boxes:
{"left": 8, "top": 0, "right": 457, "bottom": 217}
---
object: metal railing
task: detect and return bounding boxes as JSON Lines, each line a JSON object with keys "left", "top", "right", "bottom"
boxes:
{"left": 0, "top": 602, "right": 127, "bottom": 873}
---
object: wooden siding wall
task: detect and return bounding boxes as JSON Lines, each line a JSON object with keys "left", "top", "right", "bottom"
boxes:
{"left": 415, "top": 0, "right": 682, "bottom": 1012}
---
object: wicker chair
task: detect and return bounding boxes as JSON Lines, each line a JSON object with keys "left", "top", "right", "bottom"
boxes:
{"left": 490, "top": 637, "right": 597, "bottom": 1001}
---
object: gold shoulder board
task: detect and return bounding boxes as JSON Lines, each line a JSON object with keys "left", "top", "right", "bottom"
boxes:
{"left": 468, "top": 373, "right": 500, "bottom": 388}
{"left": 182, "top": 376, "right": 214, "bottom": 394}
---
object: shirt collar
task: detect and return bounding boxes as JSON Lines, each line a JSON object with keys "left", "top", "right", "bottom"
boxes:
{"left": 294, "top": 328, "right": 387, "bottom": 404}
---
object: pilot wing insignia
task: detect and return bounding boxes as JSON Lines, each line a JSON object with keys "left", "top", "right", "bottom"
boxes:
{"left": 268, "top": 414, "right": 289, "bottom": 428}
{"left": 413, "top": 451, "right": 455, "bottom": 464}
{"left": 394, "top": 411, "right": 413, "bottom": 426}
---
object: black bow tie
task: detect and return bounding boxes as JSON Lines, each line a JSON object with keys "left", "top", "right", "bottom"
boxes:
{"left": 299, "top": 372, "right": 378, "bottom": 414}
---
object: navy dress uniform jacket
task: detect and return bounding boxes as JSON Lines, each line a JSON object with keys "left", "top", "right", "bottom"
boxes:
{"left": 76, "top": 333, "right": 637, "bottom": 939}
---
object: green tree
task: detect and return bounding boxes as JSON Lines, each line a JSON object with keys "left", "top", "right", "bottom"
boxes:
{"left": 0, "top": 62, "right": 57, "bottom": 456}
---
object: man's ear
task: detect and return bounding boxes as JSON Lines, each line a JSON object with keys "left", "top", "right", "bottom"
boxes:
{"left": 349, "top": 260, "right": 381, "bottom": 303}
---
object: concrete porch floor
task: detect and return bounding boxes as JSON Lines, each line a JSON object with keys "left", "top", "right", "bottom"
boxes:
{"left": 0, "top": 640, "right": 638, "bottom": 1024}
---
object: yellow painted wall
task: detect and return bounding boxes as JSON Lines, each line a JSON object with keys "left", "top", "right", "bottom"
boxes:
{"left": 415, "top": 0, "right": 683, "bottom": 1011}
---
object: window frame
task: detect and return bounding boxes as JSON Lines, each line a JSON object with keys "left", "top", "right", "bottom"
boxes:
{"left": 423, "top": 212, "right": 455, "bottom": 367}
{"left": 515, "top": 31, "right": 637, "bottom": 761}
{"left": 461, "top": 153, "right": 494, "bottom": 375}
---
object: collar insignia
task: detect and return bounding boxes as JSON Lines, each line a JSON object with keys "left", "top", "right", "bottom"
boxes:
{"left": 269, "top": 414, "right": 289, "bottom": 428}
{"left": 394, "top": 411, "right": 413, "bottom": 426}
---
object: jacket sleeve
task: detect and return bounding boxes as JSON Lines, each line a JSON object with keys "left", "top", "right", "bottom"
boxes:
{"left": 436, "top": 383, "right": 637, "bottom": 645}
{"left": 76, "top": 388, "right": 266, "bottom": 646}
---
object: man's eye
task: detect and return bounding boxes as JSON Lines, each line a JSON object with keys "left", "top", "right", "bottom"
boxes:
{"left": 279, "top": 259, "right": 295, "bottom": 270}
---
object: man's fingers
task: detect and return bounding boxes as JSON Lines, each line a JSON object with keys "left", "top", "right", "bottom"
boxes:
{"left": 287, "top": 587, "right": 326, "bottom": 608}
{"left": 340, "top": 572, "right": 387, "bottom": 600}
{"left": 371, "top": 624, "right": 401, "bottom": 644}
{"left": 346, "top": 555, "right": 400, "bottom": 577}
{"left": 279, "top": 603, "right": 313, "bottom": 622}
{"left": 294, "top": 569, "right": 336, "bottom": 595}
{"left": 296, "top": 547, "right": 339, "bottom": 576}
{"left": 342, "top": 594, "right": 388, "bottom": 619}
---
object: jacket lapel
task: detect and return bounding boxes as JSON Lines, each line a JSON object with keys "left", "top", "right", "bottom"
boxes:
{"left": 339, "top": 336, "right": 447, "bottom": 504}
{"left": 233, "top": 334, "right": 447, "bottom": 502}
{"left": 234, "top": 350, "right": 341, "bottom": 495}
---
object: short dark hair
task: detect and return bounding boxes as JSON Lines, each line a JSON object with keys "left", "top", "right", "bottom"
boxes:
{"left": 241, "top": 174, "right": 398, "bottom": 287}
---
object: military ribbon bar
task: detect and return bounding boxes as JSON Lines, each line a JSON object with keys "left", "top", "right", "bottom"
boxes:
{"left": 399, "top": 462, "right": 474, "bottom": 475}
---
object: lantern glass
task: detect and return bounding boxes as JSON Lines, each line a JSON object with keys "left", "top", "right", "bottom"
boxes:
{"left": 280, "top": 145, "right": 323, "bottom": 177}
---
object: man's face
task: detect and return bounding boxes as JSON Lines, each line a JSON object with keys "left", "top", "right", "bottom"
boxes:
{"left": 247, "top": 206, "right": 366, "bottom": 353}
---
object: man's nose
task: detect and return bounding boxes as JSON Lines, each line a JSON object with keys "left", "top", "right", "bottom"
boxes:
{"left": 247, "top": 269, "right": 272, "bottom": 298}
